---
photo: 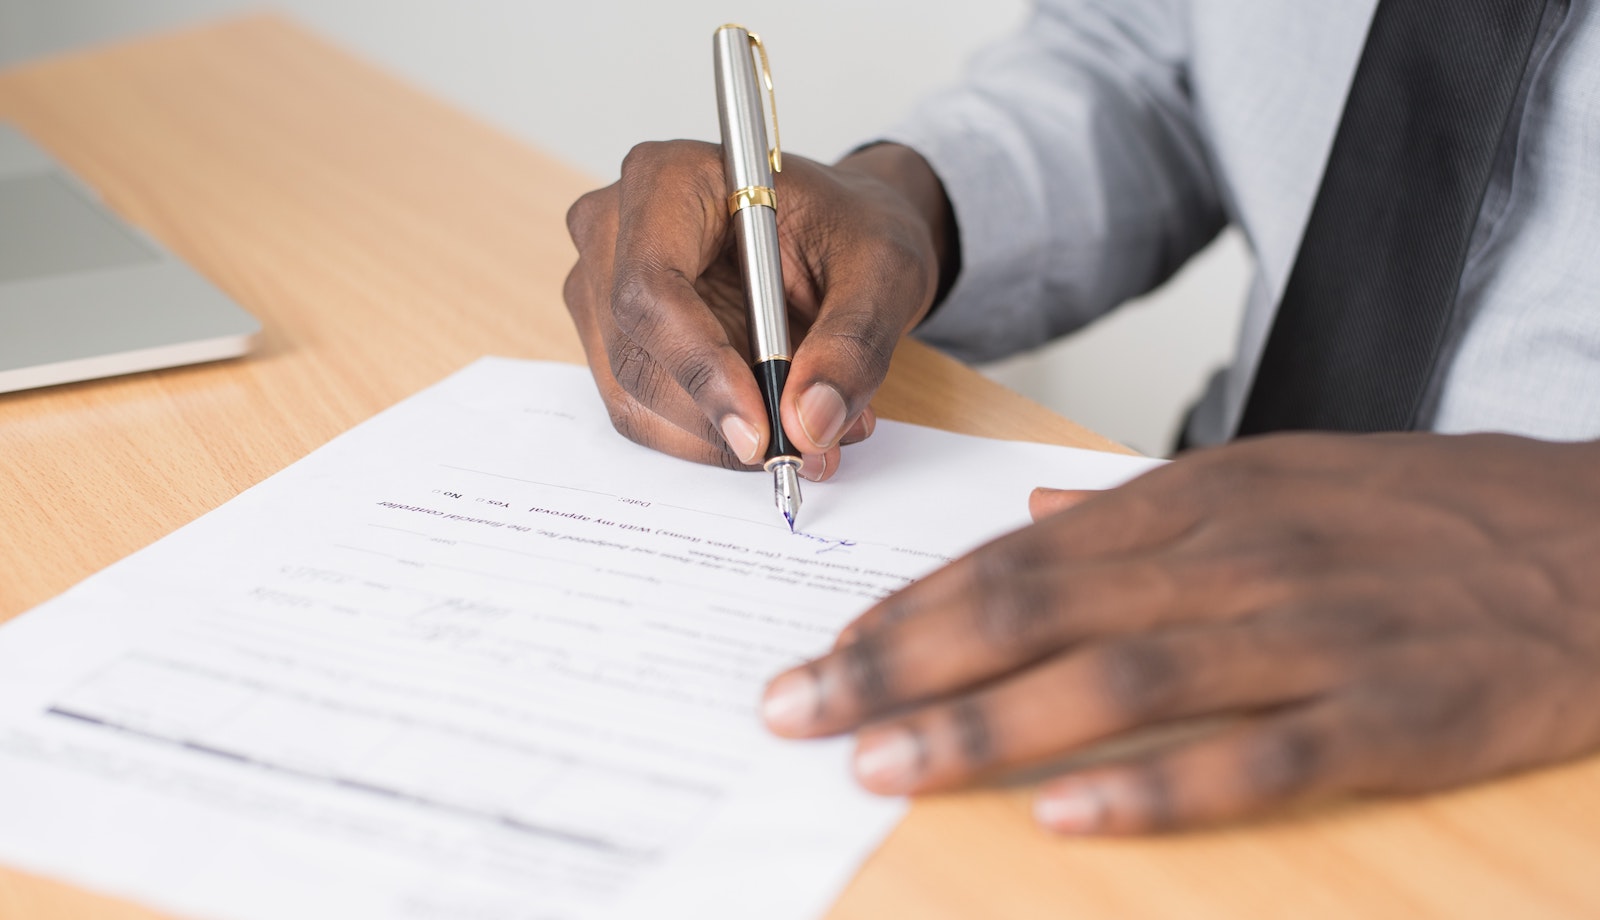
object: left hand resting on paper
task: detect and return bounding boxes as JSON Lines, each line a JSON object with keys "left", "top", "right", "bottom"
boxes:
{"left": 760, "top": 432, "right": 1600, "bottom": 834}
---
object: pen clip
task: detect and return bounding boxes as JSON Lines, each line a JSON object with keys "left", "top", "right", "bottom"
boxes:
{"left": 746, "top": 31, "right": 781, "bottom": 174}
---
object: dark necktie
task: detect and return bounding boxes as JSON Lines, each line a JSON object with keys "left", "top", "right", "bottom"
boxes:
{"left": 1236, "top": 0, "right": 1563, "bottom": 436}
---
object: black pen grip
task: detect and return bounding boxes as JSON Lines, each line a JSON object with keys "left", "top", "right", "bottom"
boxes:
{"left": 753, "top": 358, "right": 799, "bottom": 462}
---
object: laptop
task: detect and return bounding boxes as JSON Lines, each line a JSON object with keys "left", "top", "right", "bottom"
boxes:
{"left": 0, "top": 122, "right": 258, "bottom": 394}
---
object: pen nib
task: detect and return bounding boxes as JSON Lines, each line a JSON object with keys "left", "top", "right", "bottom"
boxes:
{"left": 772, "top": 460, "right": 802, "bottom": 533}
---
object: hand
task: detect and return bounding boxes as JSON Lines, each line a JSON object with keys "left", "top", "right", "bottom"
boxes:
{"left": 563, "top": 141, "right": 956, "bottom": 479}
{"left": 760, "top": 433, "right": 1600, "bottom": 834}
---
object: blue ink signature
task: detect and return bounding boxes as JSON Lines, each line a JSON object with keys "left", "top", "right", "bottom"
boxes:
{"left": 793, "top": 531, "right": 857, "bottom": 554}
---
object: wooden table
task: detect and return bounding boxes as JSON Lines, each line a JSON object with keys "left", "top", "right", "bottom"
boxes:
{"left": 0, "top": 16, "right": 1595, "bottom": 920}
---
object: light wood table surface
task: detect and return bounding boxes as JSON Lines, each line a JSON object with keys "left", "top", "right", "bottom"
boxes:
{"left": 0, "top": 16, "right": 1596, "bottom": 920}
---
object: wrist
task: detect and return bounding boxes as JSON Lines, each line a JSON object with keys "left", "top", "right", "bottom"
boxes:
{"left": 836, "top": 143, "right": 962, "bottom": 306}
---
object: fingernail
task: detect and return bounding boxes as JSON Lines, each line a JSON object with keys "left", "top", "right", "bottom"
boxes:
{"left": 798, "top": 383, "right": 848, "bottom": 449}
{"left": 854, "top": 729, "right": 921, "bottom": 793}
{"left": 1034, "top": 784, "right": 1106, "bottom": 834}
{"left": 720, "top": 415, "right": 761, "bottom": 464}
{"left": 762, "top": 670, "right": 819, "bottom": 734}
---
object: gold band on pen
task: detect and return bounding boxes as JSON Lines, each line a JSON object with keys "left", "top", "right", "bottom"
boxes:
{"left": 728, "top": 185, "right": 777, "bottom": 215}
{"left": 753, "top": 352, "right": 789, "bottom": 363}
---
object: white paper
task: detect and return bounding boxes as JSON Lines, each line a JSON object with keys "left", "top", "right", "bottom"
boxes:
{"left": 0, "top": 358, "right": 1162, "bottom": 920}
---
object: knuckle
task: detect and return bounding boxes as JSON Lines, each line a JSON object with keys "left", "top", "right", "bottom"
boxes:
{"left": 970, "top": 548, "right": 1059, "bottom": 652}
{"left": 949, "top": 698, "right": 997, "bottom": 769}
{"left": 674, "top": 350, "right": 720, "bottom": 403}
{"left": 565, "top": 188, "right": 613, "bottom": 243}
{"left": 836, "top": 632, "right": 895, "bottom": 714}
{"left": 1188, "top": 457, "right": 1268, "bottom": 504}
{"left": 621, "top": 140, "right": 722, "bottom": 199}
{"left": 611, "top": 278, "right": 729, "bottom": 407}
{"left": 610, "top": 267, "right": 661, "bottom": 338}
{"left": 609, "top": 338, "right": 661, "bottom": 405}
{"left": 866, "top": 595, "right": 919, "bottom": 634}
{"left": 1378, "top": 675, "right": 1485, "bottom": 746}
{"left": 1096, "top": 638, "right": 1186, "bottom": 722}
{"left": 619, "top": 140, "right": 670, "bottom": 176}
{"left": 1246, "top": 723, "right": 1326, "bottom": 800}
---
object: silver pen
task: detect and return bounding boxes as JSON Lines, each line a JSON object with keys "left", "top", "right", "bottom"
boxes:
{"left": 713, "top": 24, "right": 803, "bottom": 532}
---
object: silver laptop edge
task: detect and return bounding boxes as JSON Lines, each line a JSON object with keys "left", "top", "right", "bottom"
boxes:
{"left": 0, "top": 122, "right": 259, "bottom": 395}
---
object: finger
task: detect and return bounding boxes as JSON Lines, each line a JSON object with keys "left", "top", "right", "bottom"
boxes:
{"left": 781, "top": 242, "right": 935, "bottom": 454}
{"left": 573, "top": 279, "right": 762, "bottom": 471}
{"left": 566, "top": 177, "right": 763, "bottom": 468}
{"left": 769, "top": 549, "right": 1305, "bottom": 740}
{"left": 830, "top": 485, "right": 1205, "bottom": 651}
{"left": 839, "top": 407, "right": 876, "bottom": 446}
{"left": 824, "top": 549, "right": 1174, "bottom": 678}
{"left": 847, "top": 614, "right": 1348, "bottom": 794}
{"left": 599, "top": 375, "right": 759, "bottom": 471}
{"left": 590, "top": 309, "right": 846, "bottom": 479}
{"left": 609, "top": 141, "right": 771, "bottom": 459}
{"left": 1032, "top": 464, "right": 1207, "bottom": 558}
{"left": 1029, "top": 487, "right": 1097, "bottom": 520}
{"left": 1033, "top": 700, "right": 1353, "bottom": 835}
{"left": 777, "top": 516, "right": 1319, "bottom": 739}
{"left": 603, "top": 331, "right": 758, "bottom": 457}
{"left": 591, "top": 281, "right": 849, "bottom": 478}
{"left": 608, "top": 263, "right": 771, "bottom": 458}
{"left": 799, "top": 448, "right": 844, "bottom": 483}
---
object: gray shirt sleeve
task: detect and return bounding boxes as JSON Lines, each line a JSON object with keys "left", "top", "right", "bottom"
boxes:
{"left": 881, "top": 0, "right": 1227, "bottom": 363}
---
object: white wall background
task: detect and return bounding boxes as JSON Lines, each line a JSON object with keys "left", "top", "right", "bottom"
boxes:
{"left": 0, "top": 0, "right": 1249, "bottom": 456}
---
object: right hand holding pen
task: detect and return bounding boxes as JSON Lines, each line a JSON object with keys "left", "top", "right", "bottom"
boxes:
{"left": 563, "top": 141, "right": 954, "bottom": 479}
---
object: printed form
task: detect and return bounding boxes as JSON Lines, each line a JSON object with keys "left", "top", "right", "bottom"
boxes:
{"left": 0, "top": 359, "right": 1161, "bottom": 920}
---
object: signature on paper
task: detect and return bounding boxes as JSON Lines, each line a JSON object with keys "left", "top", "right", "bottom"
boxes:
{"left": 792, "top": 530, "right": 857, "bottom": 554}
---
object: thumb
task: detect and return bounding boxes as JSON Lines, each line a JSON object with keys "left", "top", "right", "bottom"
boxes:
{"left": 781, "top": 264, "right": 930, "bottom": 454}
